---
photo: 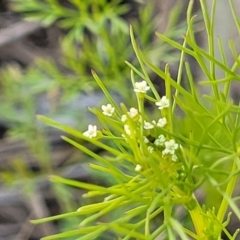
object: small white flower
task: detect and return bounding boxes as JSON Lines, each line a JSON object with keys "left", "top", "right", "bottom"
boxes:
{"left": 83, "top": 125, "right": 98, "bottom": 138}
{"left": 156, "top": 96, "right": 169, "bottom": 110}
{"left": 102, "top": 104, "right": 115, "bottom": 116}
{"left": 124, "top": 124, "right": 131, "bottom": 135}
{"left": 121, "top": 114, "right": 127, "bottom": 122}
{"left": 148, "top": 146, "right": 154, "bottom": 153}
{"left": 172, "top": 154, "right": 178, "bottom": 162}
{"left": 133, "top": 81, "right": 150, "bottom": 93}
{"left": 135, "top": 164, "right": 142, "bottom": 172}
{"left": 154, "top": 134, "right": 166, "bottom": 146}
{"left": 128, "top": 108, "right": 138, "bottom": 118}
{"left": 163, "top": 139, "right": 179, "bottom": 155}
{"left": 157, "top": 117, "right": 167, "bottom": 128}
{"left": 144, "top": 121, "right": 154, "bottom": 130}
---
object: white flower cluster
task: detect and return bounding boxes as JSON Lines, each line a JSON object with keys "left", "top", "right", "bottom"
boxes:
{"left": 162, "top": 139, "right": 179, "bottom": 161}
{"left": 151, "top": 134, "right": 179, "bottom": 161}
{"left": 83, "top": 80, "right": 179, "bottom": 162}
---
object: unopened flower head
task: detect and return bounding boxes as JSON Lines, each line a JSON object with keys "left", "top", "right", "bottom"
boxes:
{"left": 156, "top": 96, "right": 169, "bottom": 110}
{"left": 135, "top": 164, "right": 142, "bottom": 172}
{"left": 128, "top": 108, "right": 138, "bottom": 119}
{"left": 83, "top": 125, "right": 98, "bottom": 138}
{"left": 157, "top": 117, "right": 167, "bottom": 128}
{"left": 172, "top": 154, "right": 178, "bottom": 162}
{"left": 121, "top": 114, "right": 127, "bottom": 122}
{"left": 144, "top": 136, "right": 149, "bottom": 143}
{"left": 154, "top": 134, "right": 166, "bottom": 146}
{"left": 133, "top": 81, "right": 150, "bottom": 93}
{"left": 144, "top": 121, "right": 154, "bottom": 130}
{"left": 102, "top": 104, "right": 115, "bottom": 116}
{"left": 124, "top": 124, "right": 131, "bottom": 136}
{"left": 148, "top": 146, "right": 154, "bottom": 153}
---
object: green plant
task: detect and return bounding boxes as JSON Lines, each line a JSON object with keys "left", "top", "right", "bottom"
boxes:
{"left": 0, "top": 0, "right": 185, "bottom": 181}
{"left": 9, "top": 0, "right": 187, "bottom": 102}
{"left": 0, "top": 0, "right": 187, "bottom": 185}
{"left": 1, "top": 1, "right": 190, "bottom": 237}
{"left": 31, "top": 0, "right": 240, "bottom": 239}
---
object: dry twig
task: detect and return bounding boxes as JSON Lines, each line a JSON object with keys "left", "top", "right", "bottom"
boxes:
{"left": 0, "top": 20, "right": 43, "bottom": 48}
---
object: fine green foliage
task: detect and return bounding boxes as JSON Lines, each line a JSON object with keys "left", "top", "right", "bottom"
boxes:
{"left": 1, "top": 1, "right": 190, "bottom": 238}
{"left": 3, "top": 0, "right": 240, "bottom": 239}
{"left": 11, "top": 0, "right": 130, "bottom": 39}
{"left": 9, "top": 0, "right": 186, "bottom": 102}
{"left": 33, "top": 1, "right": 240, "bottom": 239}
{"left": 0, "top": 0, "right": 187, "bottom": 189}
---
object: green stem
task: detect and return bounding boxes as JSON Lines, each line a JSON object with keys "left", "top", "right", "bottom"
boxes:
{"left": 199, "top": 0, "right": 220, "bottom": 101}
{"left": 186, "top": 195, "right": 206, "bottom": 238}
{"left": 137, "top": 94, "right": 145, "bottom": 155}
{"left": 172, "top": 0, "right": 193, "bottom": 113}
{"left": 217, "top": 159, "right": 238, "bottom": 223}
